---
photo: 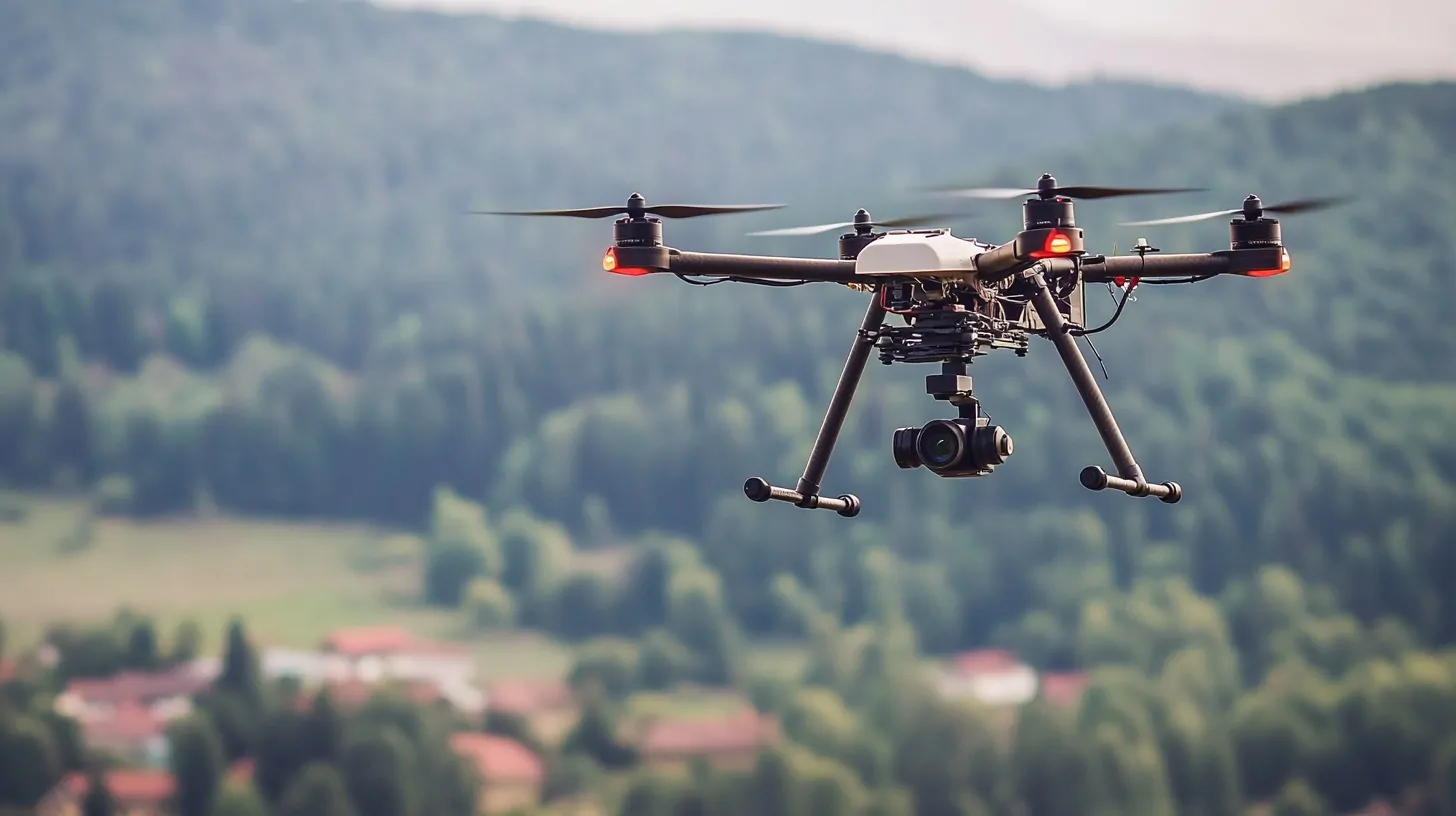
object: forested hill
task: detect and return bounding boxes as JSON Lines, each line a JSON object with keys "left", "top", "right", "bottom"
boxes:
{"left": 0, "top": 0, "right": 1231, "bottom": 301}
{"left": 2, "top": 0, "right": 1456, "bottom": 676}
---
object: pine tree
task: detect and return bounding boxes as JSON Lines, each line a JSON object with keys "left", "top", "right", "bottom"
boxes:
{"left": 168, "top": 713, "right": 226, "bottom": 816}
{"left": 81, "top": 766, "right": 116, "bottom": 816}
{"left": 215, "top": 617, "right": 261, "bottom": 706}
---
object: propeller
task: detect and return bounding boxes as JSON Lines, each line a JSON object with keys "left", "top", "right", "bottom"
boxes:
{"left": 471, "top": 192, "right": 785, "bottom": 220}
{"left": 1119, "top": 194, "right": 1352, "bottom": 227}
{"left": 747, "top": 210, "right": 965, "bottom": 237}
{"left": 924, "top": 173, "right": 1202, "bottom": 201}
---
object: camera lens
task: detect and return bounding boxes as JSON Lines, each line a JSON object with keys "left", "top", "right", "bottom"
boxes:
{"left": 892, "top": 428, "right": 922, "bottom": 469}
{"left": 916, "top": 420, "right": 964, "bottom": 469}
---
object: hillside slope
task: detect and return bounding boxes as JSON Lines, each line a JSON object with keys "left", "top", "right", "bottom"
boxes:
{"left": 1, "top": 5, "right": 1453, "bottom": 663}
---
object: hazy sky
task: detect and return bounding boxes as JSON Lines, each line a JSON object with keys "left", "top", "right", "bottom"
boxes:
{"left": 374, "top": 0, "right": 1456, "bottom": 100}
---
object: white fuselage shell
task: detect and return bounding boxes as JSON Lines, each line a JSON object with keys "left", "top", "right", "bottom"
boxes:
{"left": 853, "top": 231, "right": 991, "bottom": 276}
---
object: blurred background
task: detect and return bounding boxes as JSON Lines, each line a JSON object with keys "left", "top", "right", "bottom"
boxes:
{"left": 0, "top": 1, "right": 1454, "bottom": 815}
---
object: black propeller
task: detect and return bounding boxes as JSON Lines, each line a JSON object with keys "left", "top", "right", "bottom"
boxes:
{"left": 1120, "top": 194, "right": 1352, "bottom": 227}
{"left": 472, "top": 192, "right": 785, "bottom": 220}
{"left": 925, "top": 173, "right": 1202, "bottom": 201}
{"left": 747, "top": 210, "right": 968, "bottom": 237}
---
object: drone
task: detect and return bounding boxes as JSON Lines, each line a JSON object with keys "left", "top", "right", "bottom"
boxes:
{"left": 478, "top": 174, "right": 1345, "bottom": 518}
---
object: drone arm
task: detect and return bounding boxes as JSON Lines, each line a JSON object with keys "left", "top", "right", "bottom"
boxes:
{"left": 743, "top": 284, "right": 887, "bottom": 518}
{"left": 612, "top": 246, "right": 862, "bottom": 283}
{"left": 1021, "top": 260, "right": 1182, "bottom": 503}
{"left": 1081, "top": 247, "right": 1288, "bottom": 282}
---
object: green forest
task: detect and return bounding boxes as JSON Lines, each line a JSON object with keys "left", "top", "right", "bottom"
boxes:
{"left": 2, "top": 0, "right": 1456, "bottom": 814}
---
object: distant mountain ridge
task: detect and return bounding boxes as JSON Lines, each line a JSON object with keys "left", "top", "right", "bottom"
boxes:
{"left": 378, "top": 0, "right": 1456, "bottom": 101}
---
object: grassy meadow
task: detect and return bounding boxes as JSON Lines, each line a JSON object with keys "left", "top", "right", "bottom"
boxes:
{"left": 0, "top": 493, "right": 807, "bottom": 688}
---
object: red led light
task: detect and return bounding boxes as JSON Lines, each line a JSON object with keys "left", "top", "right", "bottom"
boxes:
{"left": 1245, "top": 248, "right": 1292, "bottom": 278}
{"left": 602, "top": 247, "right": 649, "bottom": 276}
{"left": 1029, "top": 230, "right": 1074, "bottom": 259}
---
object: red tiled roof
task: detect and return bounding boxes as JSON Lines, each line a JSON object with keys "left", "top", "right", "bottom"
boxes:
{"left": 64, "top": 667, "right": 211, "bottom": 704}
{"left": 450, "top": 733, "right": 545, "bottom": 783}
{"left": 952, "top": 649, "right": 1023, "bottom": 675}
{"left": 637, "top": 709, "right": 779, "bottom": 758}
{"left": 0, "top": 659, "right": 15, "bottom": 684}
{"left": 1040, "top": 672, "right": 1089, "bottom": 706}
{"left": 323, "top": 626, "right": 418, "bottom": 656}
{"left": 487, "top": 680, "right": 574, "bottom": 714}
{"left": 62, "top": 770, "right": 175, "bottom": 803}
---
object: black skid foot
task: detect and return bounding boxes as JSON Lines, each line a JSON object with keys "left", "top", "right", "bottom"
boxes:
{"left": 1079, "top": 466, "right": 1182, "bottom": 504}
{"left": 744, "top": 477, "right": 861, "bottom": 518}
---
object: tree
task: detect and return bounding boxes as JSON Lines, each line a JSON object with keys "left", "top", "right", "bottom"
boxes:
{"left": 617, "top": 771, "right": 685, "bottom": 816}
{"left": 124, "top": 618, "right": 160, "bottom": 670}
{"left": 423, "top": 486, "right": 500, "bottom": 607}
{"left": 0, "top": 715, "right": 62, "bottom": 808}
{"left": 1272, "top": 778, "right": 1327, "bottom": 816}
{"left": 168, "top": 713, "right": 226, "bottom": 816}
{"left": 464, "top": 578, "right": 515, "bottom": 630}
{"left": 1432, "top": 734, "right": 1456, "bottom": 816}
{"left": 561, "top": 690, "right": 638, "bottom": 770}
{"left": 339, "top": 726, "right": 417, "bottom": 816}
{"left": 170, "top": 619, "right": 203, "bottom": 664}
{"left": 192, "top": 691, "right": 258, "bottom": 763}
{"left": 48, "top": 378, "right": 95, "bottom": 485}
{"left": 81, "top": 767, "right": 116, "bottom": 816}
{"left": 213, "top": 787, "right": 270, "bottom": 816}
{"left": 666, "top": 567, "right": 743, "bottom": 686}
{"left": 303, "top": 688, "right": 344, "bottom": 764}
{"left": 254, "top": 708, "right": 309, "bottom": 804}
{"left": 279, "top": 762, "right": 358, "bottom": 816}
{"left": 215, "top": 618, "right": 262, "bottom": 706}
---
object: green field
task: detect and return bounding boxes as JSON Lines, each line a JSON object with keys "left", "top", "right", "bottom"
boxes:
{"left": 0, "top": 494, "right": 572, "bottom": 679}
{"left": 0, "top": 494, "right": 807, "bottom": 685}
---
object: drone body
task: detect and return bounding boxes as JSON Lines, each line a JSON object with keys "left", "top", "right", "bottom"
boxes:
{"left": 480, "top": 175, "right": 1341, "bottom": 518}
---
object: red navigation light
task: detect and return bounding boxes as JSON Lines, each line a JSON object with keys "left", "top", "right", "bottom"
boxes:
{"left": 1029, "top": 230, "right": 1074, "bottom": 259}
{"left": 602, "top": 247, "right": 649, "bottom": 276}
{"left": 1245, "top": 248, "right": 1292, "bottom": 278}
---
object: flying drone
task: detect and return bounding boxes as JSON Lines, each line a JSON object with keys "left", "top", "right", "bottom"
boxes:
{"left": 478, "top": 174, "right": 1344, "bottom": 518}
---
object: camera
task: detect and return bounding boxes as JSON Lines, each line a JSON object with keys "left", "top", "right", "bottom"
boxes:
{"left": 892, "top": 417, "right": 1014, "bottom": 477}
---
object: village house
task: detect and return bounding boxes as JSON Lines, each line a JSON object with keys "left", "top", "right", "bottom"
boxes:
{"left": 632, "top": 708, "right": 780, "bottom": 773}
{"left": 449, "top": 732, "right": 546, "bottom": 815}
{"left": 52, "top": 665, "right": 215, "bottom": 767}
{"left": 54, "top": 665, "right": 213, "bottom": 721}
{"left": 486, "top": 679, "right": 578, "bottom": 746}
{"left": 933, "top": 648, "right": 1039, "bottom": 708}
{"left": 315, "top": 625, "right": 483, "bottom": 712}
{"left": 257, "top": 648, "right": 354, "bottom": 685}
{"left": 321, "top": 625, "right": 474, "bottom": 682}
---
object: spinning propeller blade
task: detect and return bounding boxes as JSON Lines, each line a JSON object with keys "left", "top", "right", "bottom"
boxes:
{"left": 1120, "top": 195, "right": 1352, "bottom": 227}
{"left": 471, "top": 192, "right": 785, "bottom": 220}
{"left": 747, "top": 212, "right": 961, "bottom": 237}
{"left": 924, "top": 175, "right": 1201, "bottom": 201}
